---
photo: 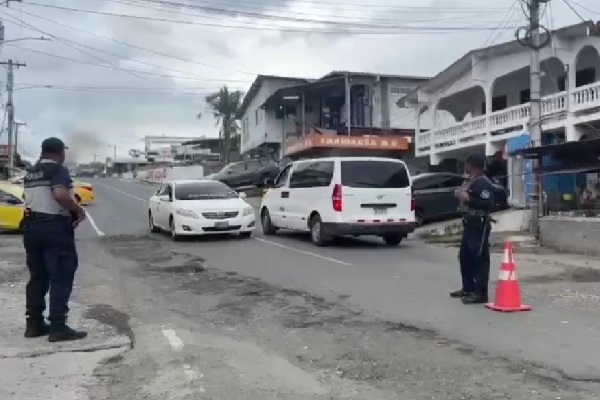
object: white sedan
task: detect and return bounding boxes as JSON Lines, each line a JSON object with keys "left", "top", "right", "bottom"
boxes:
{"left": 148, "top": 180, "right": 256, "bottom": 240}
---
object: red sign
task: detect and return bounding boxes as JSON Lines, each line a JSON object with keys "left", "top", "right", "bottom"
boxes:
{"left": 0, "top": 144, "right": 14, "bottom": 157}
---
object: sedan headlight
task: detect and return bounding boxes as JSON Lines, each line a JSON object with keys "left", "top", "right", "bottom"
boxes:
{"left": 176, "top": 209, "right": 199, "bottom": 219}
{"left": 242, "top": 206, "right": 254, "bottom": 216}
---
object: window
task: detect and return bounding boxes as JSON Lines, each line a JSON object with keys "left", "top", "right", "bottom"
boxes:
{"left": 289, "top": 161, "right": 334, "bottom": 188}
{"left": 0, "top": 189, "right": 21, "bottom": 205}
{"left": 520, "top": 89, "right": 530, "bottom": 104}
{"left": 390, "top": 87, "right": 412, "bottom": 96}
{"left": 491, "top": 95, "right": 507, "bottom": 112}
{"left": 439, "top": 176, "right": 466, "bottom": 188}
{"left": 341, "top": 161, "right": 409, "bottom": 188}
{"left": 576, "top": 68, "right": 596, "bottom": 87}
{"left": 245, "top": 160, "right": 261, "bottom": 170}
{"left": 274, "top": 164, "right": 292, "bottom": 187}
{"left": 174, "top": 182, "right": 237, "bottom": 200}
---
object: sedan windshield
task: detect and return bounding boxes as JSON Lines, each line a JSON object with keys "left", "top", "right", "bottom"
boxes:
{"left": 174, "top": 182, "right": 238, "bottom": 200}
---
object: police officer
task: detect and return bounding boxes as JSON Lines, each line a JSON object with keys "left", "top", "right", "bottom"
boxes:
{"left": 450, "top": 153, "right": 495, "bottom": 305}
{"left": 23, "top": 137, "right": 88, "bottom": 342}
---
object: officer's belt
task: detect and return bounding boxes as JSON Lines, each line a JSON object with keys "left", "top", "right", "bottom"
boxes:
{"left": 27, "top": 211, "right": 71, "bottom": 221}
{"left": 463, "top": 210, "right": 489, "bottom": 217}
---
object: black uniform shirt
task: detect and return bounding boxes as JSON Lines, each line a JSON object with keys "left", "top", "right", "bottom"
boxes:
{"left": 465, "top": 174, "right": 495, "bottom": 213}
{"left": 23, "top": 159, "right": 72, "bottom": 216}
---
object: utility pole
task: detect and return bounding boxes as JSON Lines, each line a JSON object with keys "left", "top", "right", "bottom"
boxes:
{"left": 517, "top": 0, "right": 550, "bottom": 236}
{"left": 1, "top": 59, "right": 26, "bottom": 171}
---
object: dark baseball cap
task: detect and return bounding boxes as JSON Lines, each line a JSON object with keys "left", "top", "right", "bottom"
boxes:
{"left": 465, "top": 153, "right": 486, "bottom": 169}
{"left": 41, "top": 137, "right": 68, "bottom": 153}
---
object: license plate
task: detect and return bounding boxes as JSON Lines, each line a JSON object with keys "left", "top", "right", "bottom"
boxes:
{"left": 215, "top": 221, "right": 229, "bottom": 228}
{"left": 374, "top": 208, "right": 387, "bottom": 215}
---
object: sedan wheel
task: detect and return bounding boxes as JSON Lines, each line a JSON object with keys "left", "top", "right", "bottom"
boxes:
{"left": 170, "top": 217, "right": 181, "bottom": 241}
{"left": 149, "top": 212, "right": 159, "bottom": 233}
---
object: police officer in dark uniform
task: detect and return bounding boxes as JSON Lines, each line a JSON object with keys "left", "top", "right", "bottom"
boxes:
{"left": 23, "top": 137, "right": 88, "bottom": 342}
{"left": 450, "top": 153, "right": 495, "bottom": 304}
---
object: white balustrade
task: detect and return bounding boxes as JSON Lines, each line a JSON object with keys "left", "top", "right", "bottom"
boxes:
{"left": 418, "top": 84, "right": 600, "bottom": 157}
{"left": 572, "top": 82, "right": 600, "bottom": 111}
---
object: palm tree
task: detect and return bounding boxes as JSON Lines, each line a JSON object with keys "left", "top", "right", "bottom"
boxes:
{"left": 203, "top": 86, "right": 244, "bottom": 165}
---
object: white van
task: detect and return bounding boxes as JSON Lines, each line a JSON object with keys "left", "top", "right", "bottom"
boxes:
{"left": 259, "top": 157, "right": 416, "bottom": 246}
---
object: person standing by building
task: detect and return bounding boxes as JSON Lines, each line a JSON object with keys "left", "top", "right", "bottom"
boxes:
{"left": 450, "top": 154, "right": 496, "bottom": 304}
{"left": 22, "top": 137, "right": 88, "bottom": 342}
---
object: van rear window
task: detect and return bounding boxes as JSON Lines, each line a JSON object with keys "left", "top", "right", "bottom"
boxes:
{"left": 341, "top": 161, "right": 410, "bottom": 188}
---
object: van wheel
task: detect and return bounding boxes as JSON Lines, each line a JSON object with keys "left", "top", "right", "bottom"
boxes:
{"left": 261, "top": 208, "right": 277, "bottom": 235}
{"left": 309, "top": 214, "right": 330, "bottom": 247}
{"left": 415, "top": 209, "right": 425, "bottom": 227}
{"left": 383, "top": 235, "right": 403, "bottom": 246}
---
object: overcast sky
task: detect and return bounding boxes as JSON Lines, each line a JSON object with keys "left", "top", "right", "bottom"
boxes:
{"left": 0, "top": 0, "right": 597, "bottom": 162}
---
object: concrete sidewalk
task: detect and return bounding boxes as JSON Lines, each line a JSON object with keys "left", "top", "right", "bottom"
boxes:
{"left": 0, "top": 236, "right": 131, "bottom": 400}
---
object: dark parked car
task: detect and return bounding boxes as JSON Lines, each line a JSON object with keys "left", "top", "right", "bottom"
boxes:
{"left": 412, "top": 172, "right": 508, "bottom": 226}
{"left": 211, "top": 158, "right": 279, "bottom": 189}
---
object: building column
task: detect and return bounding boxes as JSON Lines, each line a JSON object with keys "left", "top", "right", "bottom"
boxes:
{"left": 414, "top": 105, "right": 422, "bottom": 156}
{"left": 565, "top": 63, "right": 583, "bottom": 142}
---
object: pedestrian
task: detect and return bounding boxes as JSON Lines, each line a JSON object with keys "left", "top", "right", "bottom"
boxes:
{"left": 22, "top": 137, "right": 88, "bottom": 342}
{"left": 450, "top": 153, "right": 496, "bottom": 304}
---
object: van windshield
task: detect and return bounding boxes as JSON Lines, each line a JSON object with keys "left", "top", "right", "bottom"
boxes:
{"left": 341, "top": 161, "right": 410, "bottom": 188}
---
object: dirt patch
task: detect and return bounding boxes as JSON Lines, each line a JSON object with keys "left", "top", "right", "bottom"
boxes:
{"left": 86, "top": 304, "right": 134, "bottom": 348}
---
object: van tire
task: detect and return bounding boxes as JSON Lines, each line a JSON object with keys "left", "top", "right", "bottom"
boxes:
{"left": 309, "top": 214, "right": 330, "bottom": 247}
{"left": 383, "top": 235, "right": 403, "bottom": 246}
{"left": 261, "top": 208, "right": 277, "bottom": 235}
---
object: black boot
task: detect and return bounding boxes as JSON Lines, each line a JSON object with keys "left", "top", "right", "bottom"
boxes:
{"left": 461, "top": 293, "right": 488, "bottom": 304}
{"left": 48, "top": 323, "right": 88, "bottom": 343}
{"left": 24, "top": 318, "right": 50, "bottom": 338}
{"left": 450, "top": 289, "right": 471, "bottom": 298}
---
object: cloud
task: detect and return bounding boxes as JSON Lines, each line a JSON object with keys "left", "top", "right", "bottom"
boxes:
{"left": 2, "top": 0, "right": 597, "bottom": 162}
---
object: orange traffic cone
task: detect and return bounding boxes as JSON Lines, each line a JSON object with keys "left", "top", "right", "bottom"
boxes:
{"left": 485, "top": 241, "right": 532, "bottom": 312}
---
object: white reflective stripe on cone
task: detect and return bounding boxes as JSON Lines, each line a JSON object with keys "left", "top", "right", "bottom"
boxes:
{"left": 498, "top": 269, "right": 516, "bottom": 281}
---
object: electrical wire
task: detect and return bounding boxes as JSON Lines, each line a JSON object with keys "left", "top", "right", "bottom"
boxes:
{"left": 561, "top": 0, "right": 589, "bottom": 22}
{"left": 23, "top": 2, "right": 520, "bottom": 35}
{"left": 12, "top": 83, "right": 231, "bottom": 95}
{"left": 117, "top": 0, "right": 505, "bottom": 29}
{"left": 4, "top": 43, "right": 253, "bottom": 83}
{"left": 0, "top": 9, "right": 250, "bottom": 85}
{"left": 7, "top": 6, "right": 260, "bottom": 76}
{"left": 566, "top": 0, "right": 599, "bottom": 15}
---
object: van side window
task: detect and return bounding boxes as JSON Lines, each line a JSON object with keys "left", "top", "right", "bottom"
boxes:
{"left": 274, "top": 165, "right": 292, "bottom": 187}
{"left": 289, "top": 161, "right": 334, "bottom": 189}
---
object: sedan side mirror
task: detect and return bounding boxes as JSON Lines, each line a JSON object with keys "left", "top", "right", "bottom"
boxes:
{"left": 238, "top": 192, "right": 247, "bottom": 199}
{"left": 265, "top": 178, "right": 275, "bottom": 187}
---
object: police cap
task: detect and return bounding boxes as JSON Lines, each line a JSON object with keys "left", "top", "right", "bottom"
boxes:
{"left": 465, "top": 153, "right": 486, "bottom": 169}
{"left": 41, "top": 137, "right": 68, "bottom": 154}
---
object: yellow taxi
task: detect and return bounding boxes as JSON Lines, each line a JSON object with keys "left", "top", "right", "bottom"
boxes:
{"left": 72, "top": 180, "right": 94, "bottom": 205}
{"left": 0, "top": 180, "right": 26, "bottom": 231}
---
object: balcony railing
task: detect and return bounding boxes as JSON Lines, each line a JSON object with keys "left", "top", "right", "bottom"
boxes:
{"left": 416, "top": 81, "right": 600, "bottom": 156}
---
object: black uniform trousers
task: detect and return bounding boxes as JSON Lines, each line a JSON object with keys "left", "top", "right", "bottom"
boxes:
{"left": 459, "top": 216, "right": 491, "bottom": 296}
{"left": 23, "top": 213, "right": 78, "bottom": 324}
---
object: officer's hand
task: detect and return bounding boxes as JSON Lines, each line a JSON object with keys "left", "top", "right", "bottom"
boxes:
{"left": 457, "top": 190, "right": 470, "bottom": 202}
{"left": 72, "top": 206, "right": 86, "bottom": 228}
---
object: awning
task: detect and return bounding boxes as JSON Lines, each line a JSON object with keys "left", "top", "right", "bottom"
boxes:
{"left": 509, "top": 138, "right": 600, "bottom": 159}
{"left": 261, "top": 77, "right": 346, "bottom": 110}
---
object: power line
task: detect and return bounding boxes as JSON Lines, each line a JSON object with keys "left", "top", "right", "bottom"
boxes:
{"left": 119, "top": 0, "right": 505, "bottom": 29}
{"left": 0, "top": 9, "right": 248, "bottom": 84}
{"left": 7, "top": 6, "right": 260, "bottom": 76}
{"left": 23, "top": 2, "right": 519, "bottom": 35}
{"left": 4, "top": 43, "right": 253, "bottom": 83}
{"left": 566, "top": 0, "right": 599, "bottom": 15}
{"left": 560, "top": 0, "right": 589, "bottom": 21}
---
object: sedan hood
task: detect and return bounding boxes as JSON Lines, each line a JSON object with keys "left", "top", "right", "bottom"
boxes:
{"left": 174, "top": 197, "right": 248, "bottom": 211}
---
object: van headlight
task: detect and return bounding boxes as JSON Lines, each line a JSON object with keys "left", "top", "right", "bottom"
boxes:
{"left": 176, "top": 209, "right": 199, "bottom": 219}
{"left": 242, "top": 206, "right": 254, "bottom": 216}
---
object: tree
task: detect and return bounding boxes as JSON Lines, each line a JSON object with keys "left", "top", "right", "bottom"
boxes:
{"left": 203, "top": 86, "right": 244, "bottom": 165}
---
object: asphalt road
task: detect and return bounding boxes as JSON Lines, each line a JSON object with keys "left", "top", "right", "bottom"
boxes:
{"left": 40, "top": 177, "right": 600, "bottom": 399}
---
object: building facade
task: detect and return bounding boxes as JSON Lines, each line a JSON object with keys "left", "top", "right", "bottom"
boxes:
{"left": 238, "top": 72, "right": 441, "bottom": 159}
{"left": 400, "top": 21, "right": 600, "bottom": 203}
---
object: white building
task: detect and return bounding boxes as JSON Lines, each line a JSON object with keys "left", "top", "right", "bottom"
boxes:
{"left": 400, "top": 21, "right": 600, "bottom": 165}
{"left": 237, "top": 72, "right": 442, "bottom": 158}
